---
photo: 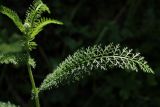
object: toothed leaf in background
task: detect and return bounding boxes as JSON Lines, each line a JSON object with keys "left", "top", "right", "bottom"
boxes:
{"left": 0, "top": 53, "right": 28, "bottom": 65}
{"left": 0, "top": 34, "right": 27, "bottom": 65}
{"left": 0, "top": 101, "right": 19, "bottom": 107}
{"left": 0, "top": 41, "right": 23, "bottom": 53}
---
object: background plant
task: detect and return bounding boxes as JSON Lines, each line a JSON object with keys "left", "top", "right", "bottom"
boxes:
{"left": 0, "top": 0, "right": 160, "bottom": 107}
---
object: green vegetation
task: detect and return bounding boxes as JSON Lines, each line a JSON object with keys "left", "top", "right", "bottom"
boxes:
{"left": 0, "top": 0, "right": 158, "bottom": 107}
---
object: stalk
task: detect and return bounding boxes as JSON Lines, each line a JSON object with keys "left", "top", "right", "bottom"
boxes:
{"left": 27, "top": 51, "right": 40, "bottom": 107}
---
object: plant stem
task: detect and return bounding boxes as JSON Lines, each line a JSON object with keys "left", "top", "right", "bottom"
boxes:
{"left": 27, "top": 52, "right": 40, "bottom": 107}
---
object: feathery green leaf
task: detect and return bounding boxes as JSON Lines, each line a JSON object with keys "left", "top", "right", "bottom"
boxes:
{"left": 30, "top": 17, "right": 63, "bottom": 38}
{"left": 39, "top": 44, "right": 154, "bottom": 91}
{"left": 0, "top": 5, "right": 24, "bottom": 32}
{"left": 25, "top": 0, "right": 50, "bottom": 27}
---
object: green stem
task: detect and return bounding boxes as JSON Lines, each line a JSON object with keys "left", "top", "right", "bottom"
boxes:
{"left": 27, "top": 52, "right": 40, "bottom": 107}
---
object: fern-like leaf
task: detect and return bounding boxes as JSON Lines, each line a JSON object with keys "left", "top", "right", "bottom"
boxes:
{"left": 30, "top": 17, "right": 63, "bottom": 38}
{"left": 39, "top": 44, "right": 154, "bottom": 91}
{"left": 0, "top": 101, "right": 19, "bottom": 107}
{"left": 0, "top": 5, "right": 25, "bottom": 32}
{"left": 25, "top": 0, "right": 50, "bottom": 27}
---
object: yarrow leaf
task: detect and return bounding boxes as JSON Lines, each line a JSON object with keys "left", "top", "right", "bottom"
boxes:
{"left": 39, "top": 44, "right": 154, "bottom": 91}
{"left": 30, "top": 17, "right": 63, "bottom": 39}
{"left": 0, "top": 5, "right": 25, "bottom": 32}
{"left": 25, "top": 0, "right": 50, "bottom": 27}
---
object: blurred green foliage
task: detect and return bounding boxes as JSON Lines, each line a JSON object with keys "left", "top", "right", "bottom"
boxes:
{"left": 0, "top": 0, "right": 160, "bottom": 107}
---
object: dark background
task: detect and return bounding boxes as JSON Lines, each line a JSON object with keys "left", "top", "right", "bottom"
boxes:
{"left": 0, "top": 0, "right": 160, "bottom": 107}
